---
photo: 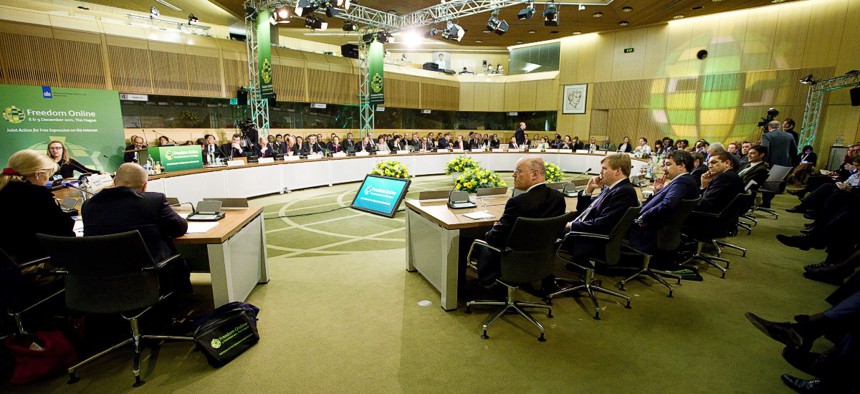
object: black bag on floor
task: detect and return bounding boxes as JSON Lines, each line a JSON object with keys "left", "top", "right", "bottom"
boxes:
{"left": 193, "top": 302, "right": 260, "bottom": 367}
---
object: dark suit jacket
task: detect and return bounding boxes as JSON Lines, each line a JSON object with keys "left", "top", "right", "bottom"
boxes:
{"left": 691, "top": 164, "right": 708, "bottom": 187}
{"left": 0, "top": 182, "right": 74, "bottom": 261}
{"left": 221, "top": 143, "right": 249, "bottom": 158}
{"left": 437, "top": 138, "right": 450, "bottom": 149}
{"left": 617, "top": 143, "right": 633, "bottom": 153}
{"left": 280, "top": 143, "right": 300, "bottom": 156}
{"left": 514, "top": 128, "right": 525, "bottom": 145}
{"left": 638, "top": 173, "right": 699, "bottom": 228}
{"left": 123, "top": 144, "right": 147, "bottom": 163}
{"left": 761, "top": 129, "right": 798, "bottom": 167}
{"left": 696, "top": 170, "right": 743, "bottom": 214}
{"left": 359, "top": 142, "right": 375, "bottom": 152}
{"left": 485, "top": 184, "right": 566, "bottom": 248}
{"left": 343, "top": 139, "right": 356, "bottom": 152}
{"left": 82, "top": 187, "right": 188, "bottom": 262}
{"left": 571, "top": 178, "right": 639, "bottom": 235}
{"left": 738, "top": 162, "right": 769, "bottom": 189}
{"left": 327, "top": 142, "right": 344, "bottom": 153}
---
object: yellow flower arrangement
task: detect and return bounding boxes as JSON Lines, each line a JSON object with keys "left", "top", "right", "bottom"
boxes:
{"left": 544, "top": 163, "right": 565, "bottom": 182}
{"left": 444, "top": 156, "right": 478, "bottom": 175}
{"left": 370, "top": 160, "right": 410, "bottom": 179}
{"left": 454, "top": 167, "right": 506, "bottom": 193}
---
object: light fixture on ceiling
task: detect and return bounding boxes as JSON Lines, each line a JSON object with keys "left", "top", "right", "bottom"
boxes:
{"left": 799, "top": 74, "right": 814, "bottom": 84}
{"left": 442, "top": 21, "right": 465, "bottom": 42}
{"left": 296, "top": 0, "right": 319, "bottom": 17}
{"left": 578, "top": 4, "right": 585, "bottom": 11}
{"left": 426, "top": 27, "right": 439, "bottom": 37}
{"left": 518, "top": 1, "right": 535, "bottom": 20}
{"left": 150, "top": 6, "right": 160, "bottom": 18}
{"left": 270, "top": 6, "right": 291, "bottom": 24}
{"left": 672, "top": 15, "right": 684, "bottom": 19}
{"left": 622, "top": 6, "right": 633, "bottom": 12}
{"left": 543, "top": 1, "right": 559, "bottom": 27}
{"left": 305, "top": 15, "right": 328, "bottom": 30}
{"left": 187, "top": 13, "right": 198, "bottom": 24}
{"left": 619, "top": 21, "right": 629, "bottom": 26}
{"left": 592, "top": 12, "right": 602, "bottom": 18}
{"left": 155, "top": 0, "right": 182, "bottom": 12}
{"left": 337, "top": 0, "right": 351, "bottom": 10}
{"left": 245, "top": 6, "right": 258, "bottom": 20}
{"left": 342, "top": 22, "right": 357, "bottom": 31}
{"left": 486, "top": 10, "right": 509, "bottom": 35}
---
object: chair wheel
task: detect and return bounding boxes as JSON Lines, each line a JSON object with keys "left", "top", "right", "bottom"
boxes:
{"left": 68, "top": 373, "right": 80, "bottom": 384}
{"left": 593, "top": 313, "right": 601, "bottom": 320}
{"left": 668, "top": 291, "right": 673, "bottom": 298}
{"left": 133, "top": 376, "right": 146, "bottom": 387}
{"left": 481, "top": 331, "right": 489, "bottom": 340}
{"left": 547, "top": 311, "right": 553, "bottom": 318}
{"left": 538, "top": 334, "right": 546, "bottom": 342}
{"left": 465, "top": 307, "right": 471, "bottom": 314}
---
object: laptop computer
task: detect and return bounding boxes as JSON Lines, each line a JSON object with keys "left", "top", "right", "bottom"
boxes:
{"left": 447, "top": 190, "right": 477, "bottom": 209}
{"left": 187, "top": 200, "right": 226, "bottom": 221}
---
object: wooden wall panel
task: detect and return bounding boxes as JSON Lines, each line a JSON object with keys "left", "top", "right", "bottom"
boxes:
{"left": 307, "top": 70, "right": 354, "bottom": 104}
{"left": 150, "top": 51, "right": 189, "bottom": 95}
{"left": 222, "top": 58, "right": 247, "bottom": 94}
{"left": 472, "top": 82, "right": 490, "bottom": 112}
{"left": 186, "top": 54, "right": 221, "bottom": 97}
{"left": 272, "top": 65, "right": 306, "bottom": 102}
{"left": 487, "top": 83, "right": 504, "bottom": 112}
{"left": 107, "top": 45, "right": 152, "bottom": 93}
{"left": 421, "top": 82, "right": 458, "bottom": 111}
{"left": 503, "top": 82, "right": 519, "bottom": 111}
{"left": 54, "top": 39, "right": 105, "bottom": 89}
{"left": 382, "top": 78, "right": 419, "bottom": 109}
{"left": 802, "top": 0, "right": 847, "bottom": 69}
{"left": 0, "top": 33, "right": 59, "bottom": 86}
{"left": 459, "top": 82, "right": 475, "bottom": 111}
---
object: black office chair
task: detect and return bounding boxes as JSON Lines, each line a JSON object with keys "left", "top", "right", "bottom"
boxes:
{"left": 465, "top": 212, "right": 575, "bottom": 342}
{"left": 738, "top": 180, "right": 760, "bottom": 234}
{"left": 680, "top": 191, "right": 754, "bottom": 278}
{"left": 549, "top": 206, "right": 640, "bottom": 320}
{"left": 1, "top": 248, "right": 64, "bottom": 337}
{"left": 755, "top": 165, "right": 792, "bottom": 218}
{"left": 37, "top": 231, "right": 193, "bottom": 387}
{"left": 619, "top": 198, "right": 699, "bottom": 297}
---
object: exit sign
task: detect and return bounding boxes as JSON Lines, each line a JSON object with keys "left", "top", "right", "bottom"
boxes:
{"left": 624, "top": 48, "right": 635, "bottom": 53}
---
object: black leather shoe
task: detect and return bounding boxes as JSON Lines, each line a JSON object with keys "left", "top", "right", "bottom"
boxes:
{"left": 804, "top": 266, "right": 851, "bottom": 285}
{"left": 786, "top": 205, "right": 807, "bottom": 213}
{"left": 781, "top": 374, "right": 827, "bottom": 393}
{"left": 803, "top": 262, "right": 832, "bottom": 272}
{"left": 787, "top": 189, "right": 805, "bottom": 197}
{"left": 782, "top": 348, "right": 823, "bottom": 376}
{"left": 803, "top": 212, "right": 816, "bottom": 220}
{"left": 800, "top": 227, "right": 814, "bottom": 235}
{"left": 745, "top": 312, "right": 803, "bottom": 348}
{"left": 777, "top": 234, "right": 812, "bottom": 251}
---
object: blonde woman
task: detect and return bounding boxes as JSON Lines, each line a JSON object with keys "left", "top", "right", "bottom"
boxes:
{"left": 0, "top": 150, "right": 74, "bottom": 261}
{"left": 46, "top": 140, "right": 98, "bottom": 178}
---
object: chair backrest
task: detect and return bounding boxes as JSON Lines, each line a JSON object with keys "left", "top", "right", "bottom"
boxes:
{"left": 203, "top": 197, "right": 249, "bottom": 208}
{"left": 603, "top": 206, "right": 642, "bottom": 265}
{"left": 0, "top": 248, "right": 23, "bottom": 312}
{"left": 37, "top": 231, "right": 160, "bottom": 314}
{"left": 712, "top": 190, "right": 755, "bottom": 237}
{"left": 500, "top": 212, "right": 576, "bottom": 283}
{"left": 655, "top": 198, "right": 700, "bottom": 252}
{"left": 762, "top": 165, "right": 792, "bottom": 193}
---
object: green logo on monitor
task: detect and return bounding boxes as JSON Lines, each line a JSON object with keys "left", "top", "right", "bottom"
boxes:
{"left": 210, "top": 338, "right": 222, "bottom": 349}
{"left": 2, "top": 106, "right": 25, "bottom": 123}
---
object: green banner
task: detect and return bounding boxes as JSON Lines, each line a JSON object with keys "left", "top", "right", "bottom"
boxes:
{"left": 368, "top": 41, "right": 384, "bottom": 104}
{"left": 148, "top": 146, "right": 203, "bottom": 172}
{"left": 257, "top": 9, "right": 274, "bottom": 99}
{"left": 0, "top": 84, "right": 125, "bottom": 171}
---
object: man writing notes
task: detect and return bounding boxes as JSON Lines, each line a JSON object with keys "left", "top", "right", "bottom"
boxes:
{"left": 564, "top": 153, "right": 639, "bottom": 263}
{"left": 82, "top": 163, "right": 191, "bottom": 295}
{"left": 475, "top": 156, "right": 566, "bottom": 287}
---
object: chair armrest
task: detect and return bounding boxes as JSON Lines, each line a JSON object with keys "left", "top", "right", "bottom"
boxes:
{"left": 16, "top": 256, "right": 51, "bottom": 270}
{"left": 565, "top": 231, "right": 610, "bottom": 241}
{"left": 688, "top": 211, "right": 720, "bottom": 220}
{"left": 51, "top": 267, "right": 68, "bottom": 275}
{"left": 146, "top": 254, "right": 182, "bottom": 271}
{"left": 620, "top": 243, "right": 647, "bottom": 256}
{"left": 466, "top": 240, "right": 502, "bottom": 264}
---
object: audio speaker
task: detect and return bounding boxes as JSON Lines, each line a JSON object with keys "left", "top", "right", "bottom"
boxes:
{"left": 850, "top": 87, "right": 860, "bottom": 107}
{"left": 237, "top": 88, "right": 248, "bottom": 106}
{"left": 341, "top": 44, "right": 359, "bottom": 59}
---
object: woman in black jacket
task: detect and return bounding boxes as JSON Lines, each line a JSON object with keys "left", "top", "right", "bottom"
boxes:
{"left": 47, "top": 140, "right": 99, "bottom": 178}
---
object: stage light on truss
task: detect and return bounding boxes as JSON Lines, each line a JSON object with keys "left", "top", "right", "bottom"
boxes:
{"left": 486, "top": 10, "right": 509, "bottom": 35}
{"left": 296, "top": 0, "right": 318, "bottom": 17}
{"left": 799, "top": 74, "right": 814, "bottom": 84}
{"left": 342, "top": 22, "right": 357, "bottom": 31}
{"left": 305, "top": 15, "right": 327, "bottom": 30}
{"left": 150, "top": 6, "right": 160, "bottom": 18}
{"left": 187, "top": 13, "right": 198, "bottom": 24}
{"left": 442, "top": 21, "right": 464, "bottom": 42}
{"left": 337, "top": 0, "right": 351, "bottom": 10}
{"left": 543, "top": 1, "right": 559, "bottom": 27}
{"left": 518, "top": 1, "right": 535, "bottom": 20}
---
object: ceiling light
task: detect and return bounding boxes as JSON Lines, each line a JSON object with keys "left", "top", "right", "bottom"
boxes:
{"left": 486, "top": 10, "right": 509, "bottom": 35}
{"left": 245, "top": 6, "right": 258, "bottom": 20}
{"left": 188, "top": 13, "right": 198, "bottom": 24}
{"left": 442, "top": 21, "right": 464, "bottom": 42}
{"left": 578, "top": 4, "right": 585, "bottom": 11}
{"left": 572, "top": 31, "right": 581, "bottom": 35}
{"left": 516, "top": 40, "right": 523, "bottom": 44}
{"left": 150, "top": 6, "right": 160, "bottom": 18}
{"left": 673, "top": 15, "right": 684, "bottom": 19}
{"left": 305, "top": 15, "right": 327, "bottom": 30}
{"left": 296, "top": 0, "right": 318, "bottom": 17}
{"left": 619, "top": 21, "right": 628, "bottom": 26}
{"left": 518, "top": 1, "right": 535, "bottom": 20}
{"left": 426, "top": 27, "right": 439, "bottom": 37}
{"left": 475, "top": 40, "right": 483, "bottom": 43}
{"left": 270, "top": 6, "right": 291, "bottom": 24}
{"left": 622, "top": 6, "right": 633, "bottom": 12}
{"left": 528, "top": 30, "right": 536, "bottom": 34}
{"left": 799, "top": 74, "right": 814, "bottom": 84}
{"left": 543, "top": 1, "right": 559, "bottom": 27}
{"left": 337, "top": 0, "right": 351, "bottom": 10}
{"left": 592, "top": 12, "right": 602, "bottom": 18}
{"left": 342, "top": 23, "right": 357, "bottom": 31}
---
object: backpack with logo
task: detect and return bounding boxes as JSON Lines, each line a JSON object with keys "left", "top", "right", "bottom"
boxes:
{"left": 193, "top": 302, "right": 260, "bottom": 367}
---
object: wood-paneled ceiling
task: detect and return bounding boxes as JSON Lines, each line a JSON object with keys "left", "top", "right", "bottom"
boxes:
{"left": 79, "top": 0, "right": 805, "bottom": 48}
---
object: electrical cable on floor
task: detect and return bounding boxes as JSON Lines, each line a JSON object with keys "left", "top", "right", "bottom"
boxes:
{"left": 264, "top": 206, "right": 350, "bottom": 219}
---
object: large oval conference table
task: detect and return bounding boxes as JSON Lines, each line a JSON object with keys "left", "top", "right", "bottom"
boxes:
{"left": 145, "top": 151, "right": 648, "bottom": 310}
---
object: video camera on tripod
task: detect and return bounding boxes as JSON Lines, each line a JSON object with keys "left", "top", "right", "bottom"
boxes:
{"left": 757, "top": 107, "right": 780, "bottom": 131}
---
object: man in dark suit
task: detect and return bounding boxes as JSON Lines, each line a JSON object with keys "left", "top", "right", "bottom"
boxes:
{"left": 626, "top": 150, "right": 699, "bottom": 252}
{"left": 82, "top": 163, "right": 190, "bottom": 294}
{"left": 738, "top": 145, "right": 770, "bottom": 188}
{"left": 437, "top": 133, "right": 451, "bottom": 150}
{"left": 690, "top": 152, "right": 708, "bottom": 188}
{"left": 564, "top": 154, "right": 640, "bottom": 263}
{"left": 280, "top": 136, "right": 300, "bottom": 156}
{"left": 343, "top": 133, "right": 356, "bottom": 153}
{"left": 695, "top": 151, "right": 744, "bottom": 214}
{"left": 123, "top": 135, "right": 147, "bottom": 163}
{"left": 475, "top": 156, "right": 566, "bottom": 286}
{"left": 761, "top": 120, "right": 798, "bottom": 168}
{"left": 222, "top": 133, "right": 249, "bottom": 159}
{"left": 514, "top": 122, "right": 526, "bottom": 146}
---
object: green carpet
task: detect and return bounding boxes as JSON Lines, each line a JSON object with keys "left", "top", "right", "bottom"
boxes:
{"left": 2, "top": 175, "right": 837, "bottom": 393}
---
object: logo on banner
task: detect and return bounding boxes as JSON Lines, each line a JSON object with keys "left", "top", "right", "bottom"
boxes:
{"left": 2, "top": 106, "right": 25, "bottom": 123}
{"left": 165, "top": 150, "right": 175, "bottom": 161}
{"left": 261, "top": 59, "right": 272, "bottom": 84}
{"left": 370, "top": 73, "right": 383, "bottom": 94}
{"left": 210, "top": 338, "right": 222, "bottom": 349}
{"left": 42, "top": 86, "right": 53, "bottom": 99}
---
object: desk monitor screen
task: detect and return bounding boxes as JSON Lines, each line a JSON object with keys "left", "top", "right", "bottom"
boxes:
{"left": 350, "top": 175, "right": 411, "bottom": 218}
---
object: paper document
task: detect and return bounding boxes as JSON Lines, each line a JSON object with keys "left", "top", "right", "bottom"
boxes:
{"left": 186, "top": 221, "right": 219, "bottom": 234}
{"left": 463, "top": 211, "right": 494, "bottom": 220}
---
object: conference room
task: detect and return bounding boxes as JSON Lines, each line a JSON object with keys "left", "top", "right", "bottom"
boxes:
{"left": 2, "top": 0, "right": 860, "bottom": 392}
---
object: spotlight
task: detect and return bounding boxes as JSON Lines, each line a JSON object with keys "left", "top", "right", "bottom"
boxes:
{"left": 245, "top": 6, "right": 258, "bottom": 20}
{"left": 305, "top": 16, "right": 327, "bottom": 30}
{"left": 296, "top": 0, "right": 318, "bottom": 17}
{"left": 486, "top": 11, "right": 509, "bottom": 35}
{"left": 326, "top": 7, "right": 339, "bottom": 17}
{"left": 426, "top": 27, "right": 439, "bottom": 37}
{"left": 518, "top": 1, "right": 535, "bottom": 20}
{"left": 336, "top": 0, "right": 351, "bottom": 10}
{"left": 150, "top": 6, "right": 160, "bottom": 18}
{"left": 270, "top": 6, "right": 291, "bottom": 24}
{"left": 578, "top": 4, "right": 585, "bottom": 11}
{"left": 543, "top": 1, "right": 559, "bottom": 27}
{"left": 799, "top": 74, "right": 814, "bottom": 84}
{"left": 342, "top": 23, "right": 357, "bottom": 31}
{"left": 442, "top": 21, "right": 464, "bottom": 42}
{"left": 187, "top": 13, "right": 198, "bottom": 24}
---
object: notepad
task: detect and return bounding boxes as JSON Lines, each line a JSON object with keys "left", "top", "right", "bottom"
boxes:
{"left": 463, "top": 211, "right": 494, "bottom": 220}
{"left": 187, "top": 221, "right": 219, "bottom": 234}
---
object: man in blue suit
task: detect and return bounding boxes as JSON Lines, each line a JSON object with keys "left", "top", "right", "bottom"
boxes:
{"left": 626, "top": 150, "right": 700, "bottom": 252}
{"left": 564, "top": 153, "right": 640, "bottom": 263}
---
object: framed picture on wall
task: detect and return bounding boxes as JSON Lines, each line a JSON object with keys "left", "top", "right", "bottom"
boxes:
{"left": 562, "top": 84, "right": 587, "bottom": 114}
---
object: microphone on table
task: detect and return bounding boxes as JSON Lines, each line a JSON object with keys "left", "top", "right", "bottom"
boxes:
{"left": 170, "top": 201, "right": 196, "bottom": 214}
{"left": 563, "top": 168, "right": 591, "bottom": 198}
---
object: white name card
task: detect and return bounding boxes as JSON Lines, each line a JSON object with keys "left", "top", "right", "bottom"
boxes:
{"left": 227, "top": 160, "right": 245, "bottom": 166}
{"left": 558, "top": 149, "right": 573, "bottom": 153}
{"left": 545, "top": 149, "right": 559, "bottom": 153}
{"left": 307, "top": 154, "right": 324, "bottom": 160}
{"left": 451, "top": 149, "right": 465, "bottom": 153}
{"left": 283, "top": 155, "right": 300, "bottom": 161}
{"left": 397, "top": 150, "right": 410, "bottom": 155}
{"left": 376, "top": 151, "right": 390, "bottom": 155}
{"left": 492, "top": 149, "right": 507, "bottom": 152}
{"left": 333, "top": 152, "right": 347, "bottom": 158}
{"left": 258, "top": 157, "right": 275, "bottom": 164}
{"left": 355, "top": 151, "right": 370, "bottom": 156}
{"left": 576, "top": 149, "right": 591, "bottom": 154}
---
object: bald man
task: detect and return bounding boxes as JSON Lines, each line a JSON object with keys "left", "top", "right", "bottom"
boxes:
{"left": 82, "top": 163, "right": 190, "bottom": 293}
{"left": 475, "top": 156, "right": 566, "bottom": 286}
